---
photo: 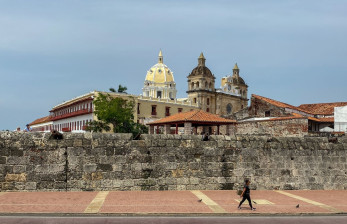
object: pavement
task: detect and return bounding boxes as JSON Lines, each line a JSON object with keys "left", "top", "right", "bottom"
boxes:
{"left": 0, "top": 190, "right": 346, "bottom": 216}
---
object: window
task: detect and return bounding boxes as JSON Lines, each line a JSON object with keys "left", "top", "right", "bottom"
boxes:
{"left": 206, "top": 108, "right": 209, "bottom": 112}
{"left": 196, "top": 82, "right": 199, "bottom": 88}
{"left": 165, "top": 107, "right": 170, "bottom": 116}
{"left": 157, "top": 91, "right": 162, "bottom": 98}
{"left": 178, "top": 108, "right": 182, "bottom": 113}
{"left": 207, "top": 98, "right": 210, "bottom": 105}
{"left": 137, "top": 103, "right": 140, "bottom": 114}
{"left": 265, "top": 111, "right": 271, "bottom": 117}
{"left": 151, "top": 105, "right": 157, "bottom": 116}
{"left": 191, "top": 82, "right": 194, "bottom": 90}
{"left": 194, "top": 98, "right": 196, "bottom": 103}
{"left": 226, "top": 103, "right": 232, "bottom": 114}
{"left": 205, "top": 81, "right": 208, "bottom": 89}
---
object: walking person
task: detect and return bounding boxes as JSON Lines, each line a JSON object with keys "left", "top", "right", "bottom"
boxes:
{"left": 238, "top": 180, "right": 256, "bottom": 210}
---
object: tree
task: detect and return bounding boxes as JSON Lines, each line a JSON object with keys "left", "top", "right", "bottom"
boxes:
{"left": 90, "top": 90, "right": 147, "bottom": 137}
{"left": 109, "top": 85, "right": 127, "bottom": 93}
{"left": 117, "top": 85, "right": 127, "bottom": 93}
{"left": 85, "top": 120, "right": 111, "bottom": 132}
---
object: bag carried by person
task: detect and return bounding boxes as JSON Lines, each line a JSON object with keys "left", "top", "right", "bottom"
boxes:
{"left": 237, "top": 189, "right": 243, "bottom": 196}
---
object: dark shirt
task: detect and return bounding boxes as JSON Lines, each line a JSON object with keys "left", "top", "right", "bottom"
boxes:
{"left": 244, "top": 184, "right": 250, "bottom": 196}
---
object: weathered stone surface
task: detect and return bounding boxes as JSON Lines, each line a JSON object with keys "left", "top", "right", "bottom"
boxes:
{"left": 0, "top": 132, "right": 346, "bottom": 191}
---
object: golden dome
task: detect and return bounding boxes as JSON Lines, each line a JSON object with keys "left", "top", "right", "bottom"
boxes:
{"left": 145, "top": 50, "right": 175, "bottom": 84}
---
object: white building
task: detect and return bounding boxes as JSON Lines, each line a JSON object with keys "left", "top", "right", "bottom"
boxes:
{"left": 334, "top": 105, "right": 347, "bottom": 133}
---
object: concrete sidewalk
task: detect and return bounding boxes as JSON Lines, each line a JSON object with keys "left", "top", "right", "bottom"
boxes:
{"left": 0, "top": 190, "right": 346, "bottom": 216}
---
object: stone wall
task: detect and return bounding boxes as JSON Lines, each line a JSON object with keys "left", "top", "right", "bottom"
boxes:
{"left": 1, "top": 131, "right": 346, "bottom": 192}
{"left": 234, "top": 118, "right": 309, "bottom": 137}
{"left": 249, "top": 95, "right": 290, "bottom": 118}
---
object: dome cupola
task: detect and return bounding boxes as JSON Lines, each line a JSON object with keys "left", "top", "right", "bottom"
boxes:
{"left": 142, "top": 50, "right": 177, "bottom": 99}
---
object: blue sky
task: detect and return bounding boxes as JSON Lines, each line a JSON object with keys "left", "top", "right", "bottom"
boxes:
{"left": 1, "top": 0, "right": 346, "bottom": 130}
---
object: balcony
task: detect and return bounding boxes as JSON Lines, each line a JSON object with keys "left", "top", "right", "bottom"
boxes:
{"left": 51, "top": 109, "right": 93, "bottom": 121}
{"left": 151, "top": 111, "right": 157, "bottom": 116}
{"left": 62, "top": 127, "right": 71, "bottom": 132}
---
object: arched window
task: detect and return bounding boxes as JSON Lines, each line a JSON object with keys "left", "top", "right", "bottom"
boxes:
{"left": 191, "top": 82, "right": 194, "bottom": 90}
{"left": 196, "top": 82, "right": 199, "bottom": 88}
{"left": 209, "top": 82, "right": 212, "bottom": 89}
{"left": 207, "top": 98, "right": 210, "bottom": 105}
{"left": 226, "top": 103, "right": 233, "bottom": 114}
{"left": 205, "top": 81, "right": 208, "bottom": 89}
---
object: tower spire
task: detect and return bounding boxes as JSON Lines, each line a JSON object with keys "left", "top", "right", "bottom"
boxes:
{"left": 158, "top": 49, "right": 163, "bottom": 63}
{"left": 233, "top": 63, "right": 239, "bottom": 77}
{"left": 198, "top": 52, "right": 205, "bottom": 66}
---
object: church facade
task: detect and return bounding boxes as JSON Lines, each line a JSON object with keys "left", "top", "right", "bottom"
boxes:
{"left": 186, "top": 53, "right": 248, "bottom": 116}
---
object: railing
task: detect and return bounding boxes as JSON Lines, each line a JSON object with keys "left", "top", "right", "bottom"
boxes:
{"left": 51, "top": 109, "right": 92, "bottom": 121}
{"left": 62, "top": 127, "right": 71, "bottom": 132}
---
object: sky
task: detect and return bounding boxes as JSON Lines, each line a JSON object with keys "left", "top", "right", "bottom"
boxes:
{"left": 0, "top": 0, "right": 347, "bottom": 130}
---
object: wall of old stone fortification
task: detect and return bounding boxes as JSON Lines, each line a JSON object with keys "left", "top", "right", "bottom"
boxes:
{"left": 234, "top": 118, "right": 309, "bottom": 137}
{"left": 0, "top": 131, "right": 346, "bottom": 192}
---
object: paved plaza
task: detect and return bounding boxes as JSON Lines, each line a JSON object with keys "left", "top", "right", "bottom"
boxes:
{"left": 0, "top": 190, "right": 346, "bottom": 215}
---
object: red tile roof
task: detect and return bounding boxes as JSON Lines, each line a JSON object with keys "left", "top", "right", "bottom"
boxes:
{"left": 252, "top": 94, "right": 311, "bottom": 114}
{"left": 29, "top": 116, "right": 52, "bottom": 126}
{"left": 298, "top": 102, "right": 347, "bottom": 115}
{"left": 148, "top": 110, "right": 236, "bottom": 125}
{"left": 311, "top": 117, "right": 334, "bottom": 123}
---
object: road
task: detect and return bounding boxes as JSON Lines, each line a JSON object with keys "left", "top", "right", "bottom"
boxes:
{"left": 0, "top": 216, "right": 346, "bottom": 224}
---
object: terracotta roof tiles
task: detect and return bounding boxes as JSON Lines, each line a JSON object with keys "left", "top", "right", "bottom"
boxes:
{"left": 29, "top": 116, "right": 52, "bottom": 126}
{"left": 148, "top": 110, "right": 236, "bottom": 125}
{"left": 298, "top": 102, "right": 347, "bottom": 115}
{"left": 252, "top": 94, "right": 311, "bottom": 114}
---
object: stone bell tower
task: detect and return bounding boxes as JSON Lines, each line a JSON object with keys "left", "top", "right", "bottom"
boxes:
{"left": 187, "top": 53, "right": 216, "bottom": 113}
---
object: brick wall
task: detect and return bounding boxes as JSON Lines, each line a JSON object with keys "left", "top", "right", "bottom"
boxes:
{"left": 0, "top": 132, "right": 346, "bottom": 191}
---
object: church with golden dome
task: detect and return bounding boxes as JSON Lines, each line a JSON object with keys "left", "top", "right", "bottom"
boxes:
{"left": 142, "top": 50, "right": 177, "bottom": 100}
{"left": 30, "top": 50, "right": 248, "bottom": 134}
{"left": 142, "top": 50, "right": 248, "bottom": 117}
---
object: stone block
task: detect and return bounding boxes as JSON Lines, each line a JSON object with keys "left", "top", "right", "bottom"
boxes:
{"left": 0, "top": 156, "right": 6, "bottom": 164}
{"left": 84, "top": 164, "right": 97, "bottom": 172}
{"left": 122, "top": 179, "right": 134, "bottom": 187}
{"left": 13, "top": 165, "right": 25, "bottom": 173}
{"left": 176, "top": 178, "right": 189, "bottom": 185}
{"left": 25, "top": 182, "right": 37, "bottom": 190}
{"left": 5, "top": 173, "right": 27, "bottom": 182}
{"left": 189, "top": 177, "right": 199, "bottom": 185}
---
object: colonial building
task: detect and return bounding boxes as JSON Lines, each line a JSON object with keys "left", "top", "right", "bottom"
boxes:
{"left": 186, "top": 53, "right": 248, "bottom": 116}
{"left": 233, "top": 94, "right": 347, "bottom": 135}
{"left": 29, "top": 116, "right": 53, "bottom": 132}
{"left": 29, "top": 50, "right": 248, "bottom": 133}
{"left": 46, "top": 91, "right": 198, "bottom": 133}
